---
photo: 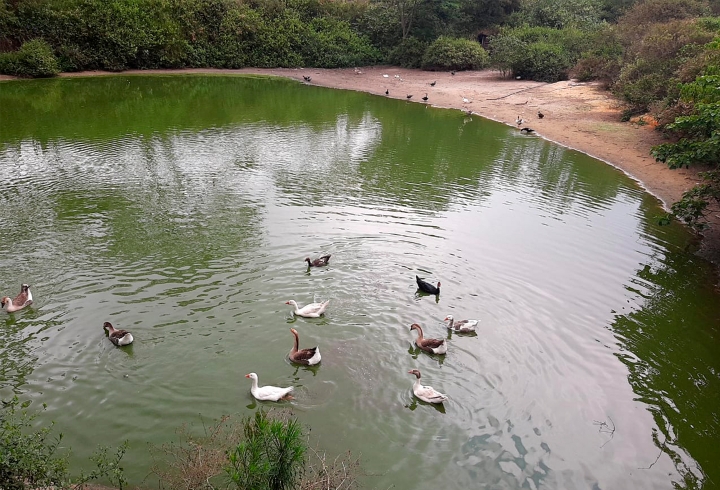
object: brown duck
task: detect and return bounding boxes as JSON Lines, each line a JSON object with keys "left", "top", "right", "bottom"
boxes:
{"left": 410, "top": 323, "right": 447, "bottom": 355}
{"left": 289, "top": 328, "right": 321, "bottom": 365}
{"left": 1, "top": 284, "right": 33, "bottom": 313}
{"left": 305, "top": 255, "right": 331, "bottom": 267}
{"left": 103, "top": 322, "right": 134, "bottom": 346}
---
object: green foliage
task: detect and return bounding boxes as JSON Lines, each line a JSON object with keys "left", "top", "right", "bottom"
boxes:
{"left": 570, "top": 27, "right": 623, "bottom": 82}
{"left": 457, "top": 0, "right": 521, "bottom": 31}
{"left": 491, "top": 26, "right": 591, "bottom": 81}
{"left": 651, "top": 75, "right": 720, "bottom": 230}
{"left": 388, "top": 36, "right": 428, "bottom": 68}
{"left": 0, "top": 396, "right": 127, "bottom": 489}
{"left": 509, "top": 0, "right": 603, "bottom": 30}
{"left": 0, "top": 38, "right": 59, "bottom": 77}
{"left": 0, "top": 397, "right": 68, "bottom": 490}
{"left": 421, "top": 36, "right": 489, "bottom": 71}
{"left": 226, "top": 409, "right": 306, "bottom": 490}
{"left": 664, "top": 171, "right": 720, "bottom": 230}
{"left": 302, "top": 17, "right": 381, "bottom": 68}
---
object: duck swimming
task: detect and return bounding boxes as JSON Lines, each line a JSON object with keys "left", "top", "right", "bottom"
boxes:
{"left": 289, "top": 328, "right": 321, "bottom": 365}
{"left": 103, "top": 322, "right": 134, "bottom": 346}
{"left": 416, "top": 276, "right": 440, "bottom": 295}
{"left": 410, "top": 323, "right": 447, "bottom": 355}
{"left": 245, "top": 372, "right": 294, "bottom": 401}
{"left": 285, "top": 300, "right": 330, "bottom": 318}
{"left": 408, "top": 369, "right": 448, "bottom": 403}
{"left": 1, "top": 284, "right": 33, "bottom": 313}
{"left": 305, "top": 255, "right": 331, "bottom": 267}
{"left": 444, "top": 315, "right": 478, "bottom": 333}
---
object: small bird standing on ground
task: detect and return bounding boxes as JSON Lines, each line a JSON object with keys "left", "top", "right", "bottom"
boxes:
{"left": 451, "top": 70, "right": 456, "bottom": 75}
{"left": 303, "top": 76, "right": 311, "bottom": 82}
{"left": 422, "top": 93, "right": 428, "bottom": 102}
{"left": 430, "top": 81, "right": 436, "bottom": 86}
{"left": 385, "top": 89, "right": 389, "bottom": 95}
{"left": 406, "top": 94, "right": 413, "bottom": 100}
{"left": 538, "top": 111, "right": 545, "bottom": 119}
{"left": 516, "top": 115, "right": 524, "bottom": 127}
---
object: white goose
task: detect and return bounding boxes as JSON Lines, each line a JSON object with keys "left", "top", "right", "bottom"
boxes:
{"left": 245, "top": 373, "right": 294, "bottom": 401}
{"left": 444, "top": 315, "right": 478, "bottom": 333}
{"left": 285, "top": 299, "right": 329, "bottom": 318}
{"left": 1, "top": 284, "right": 33, "bottom": 313}
{"left": 408, "top": 369, "right": 448, "bottom": 404}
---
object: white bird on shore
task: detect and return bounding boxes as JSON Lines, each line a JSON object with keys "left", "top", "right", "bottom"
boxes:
{"left": 462, "top": 96, "right": 471, "bottom": 104}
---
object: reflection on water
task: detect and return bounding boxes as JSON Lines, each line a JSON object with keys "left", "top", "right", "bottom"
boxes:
{"left": 0, "top": 76, "right": 719, "bottom": 490}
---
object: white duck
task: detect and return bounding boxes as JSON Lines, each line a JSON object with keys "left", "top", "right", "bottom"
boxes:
{"left": 408, "top": 369, "right": 448, "bottom": 404}
{"left": 444, "top": 315, "right": 478, "bottom": 333}
{"left": 245, "top": 373, "right": 294, "bottom": 401}
{"left": 1, "top": 284, "right": 33, "bottom": 313}
{"left": 285, "top": 299, "right": 329, "bottom": 318}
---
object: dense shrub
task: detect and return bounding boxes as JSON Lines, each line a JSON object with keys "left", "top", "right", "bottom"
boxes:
{"left": 0, "top": 397, "right": 127, "bottom": 489}
{"left": 302, "top": 17, "right": 381, "bottom": 68}
{"left": 513, "top": 42, "right": 571, "bottom": 82}
{"left": 226, "top": 410, "right": 306, "bottom": 490}
{"left": 508, "top": 0, "right": 603, "bottom": 30}
{"left": 570, "top": 27, "right": 623, "bottom": 82}
{"left": 388, "top": 37, "right": 428, "bottom": 68}
{"left": 491, "top": 26, "right": 592, "bottom": 81}
{"left": 616, "top": 0, "right": 711, "bottom": 46}
{"left": 0, "top": 38, "right": 59, "bottom": 77}
{"left": 611, "top": 18, "right": 719, "bottom": 110}
{"left": 421, "top": 36, "right": 489, "bottom": 71}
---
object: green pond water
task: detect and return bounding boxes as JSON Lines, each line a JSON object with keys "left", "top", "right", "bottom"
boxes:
{"left": 1, "top": 75, "right": 719, "bottom": 490}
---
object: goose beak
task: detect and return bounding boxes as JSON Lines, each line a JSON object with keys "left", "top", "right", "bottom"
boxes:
{"left": 443, "top": 317, "right": 449, "bottom": 321}
{"left": 245, "top": 374, "right": 251, "bottom": 378}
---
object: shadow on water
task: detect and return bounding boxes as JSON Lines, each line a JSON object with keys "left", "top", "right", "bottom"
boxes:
{"left": 405, "top": 395, "right": 447, "bottom": 414}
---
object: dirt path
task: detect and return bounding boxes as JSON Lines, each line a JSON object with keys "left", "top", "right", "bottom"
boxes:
{"left": 4, "top": 66, "right": 718, "bottom": 265}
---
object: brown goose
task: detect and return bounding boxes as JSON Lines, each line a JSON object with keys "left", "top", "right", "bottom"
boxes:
{"left": 416, "top": 275, "right": 440, "bottom": 295}
{"left": 1, "top": 284, "right": 33, "bottom": 313}
{"left": 289, "top": 328, "right": 321, "bottom": 365}
{"left": 103, "top": 322, "right": 134, "bottom": 346}
{"left": 410, "top": 323, "right": 447, "bottom": 355}
{"left": 305, "top": 255, "right": 331, "bottom": 267}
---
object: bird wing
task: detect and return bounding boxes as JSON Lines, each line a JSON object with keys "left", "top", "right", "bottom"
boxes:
{"left": 294, "top": 347, "right": 318, "bottom": 361}
{"left": 420, "top": 338, "right": 445, "bottom": 349}
{"left": 11, "top": 290, "right": 28, "bottom": 306}
{"left": 417, "top": 385, "right": 447, "bottom": 402}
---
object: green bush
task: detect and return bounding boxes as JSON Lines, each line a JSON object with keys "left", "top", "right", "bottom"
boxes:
{"left": 0, "top": 38, "right": 59, "bottom": 77}
{"left": 513, "top": 42, "right": 570, "bottom": 82}
{"left": 491, "top": 26, "right": 592, "bottom": 81}
{"left": 388, "top": 37, "right": 428, "bottom": 68}
{"left": 421, "top": 36, "right": 489, "bottom": 71}
{"left": 302, "top": 17, "right": 381, "bottom": 68}
{"left": 226, "top": 410, "right": 306, "bottom": 490}
{"left": 0, "top": 396, "right": 127, "bottom": 490}
{"left": 508, "top": 0, "right": 602, "bottom": 30}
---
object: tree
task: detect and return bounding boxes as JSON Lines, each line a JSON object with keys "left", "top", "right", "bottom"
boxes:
{"left": 384, "top": 0, "right": 425, "bottom": 39}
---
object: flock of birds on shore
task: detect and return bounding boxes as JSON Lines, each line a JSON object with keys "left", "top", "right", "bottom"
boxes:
{"left": 2, "top": 254, "right": 479, "bottom": 406}
{"left": 303, "top": 71, "right": 545, "bottom": 133}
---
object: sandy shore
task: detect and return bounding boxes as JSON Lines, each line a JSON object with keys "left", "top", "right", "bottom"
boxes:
{"left": 3, "top": 66, "right": 718, "bottom": 266}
